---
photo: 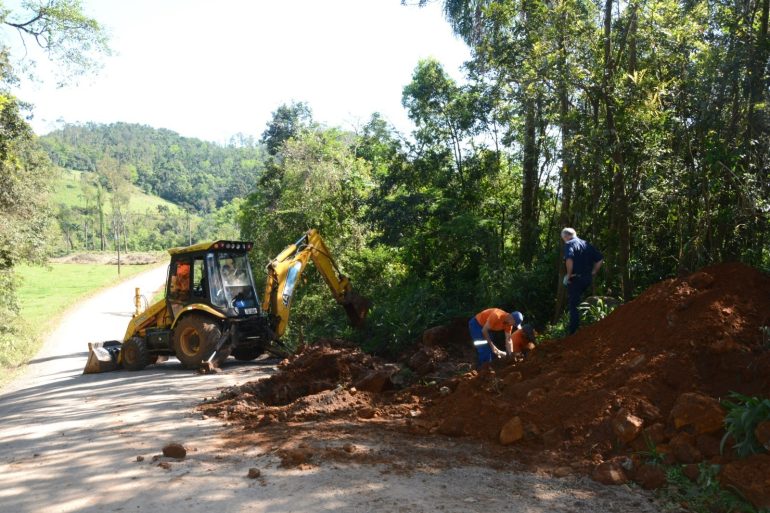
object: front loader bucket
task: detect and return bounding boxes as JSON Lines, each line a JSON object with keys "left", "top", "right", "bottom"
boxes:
{"left": 83, "top": 340, "right": 123, "bottom": 374}
{"left": 342, "top": 290, "right": 371, "bottom": 328}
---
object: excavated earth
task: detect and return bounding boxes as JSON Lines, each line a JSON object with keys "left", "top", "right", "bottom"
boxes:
{"left": 203, "top": 262, "right": 770, "bottom": 509}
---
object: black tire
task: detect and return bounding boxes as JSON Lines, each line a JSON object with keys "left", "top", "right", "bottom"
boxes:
{"left": 231, "top": 346, "right": 264, "bottom": 361}
{"left": 122, "top": 337, "right": 150, "bottom": 371}
{"left": 173, "top": 314, "right": 227, "bottom": 369}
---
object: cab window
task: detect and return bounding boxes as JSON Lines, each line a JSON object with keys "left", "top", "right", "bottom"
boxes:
{"left": 169, "top": 259, "right": 191, "bottom": 302}
{"left": 191, "top": 257, "right": 206, "bottom": 300}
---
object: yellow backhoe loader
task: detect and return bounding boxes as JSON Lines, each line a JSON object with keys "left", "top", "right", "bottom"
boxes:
{"left": 83, "top": 229, "right": 369, "bottom": 373}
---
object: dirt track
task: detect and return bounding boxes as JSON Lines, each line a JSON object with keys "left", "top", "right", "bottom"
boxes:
{"left": 0, "top": 265, "right": 663, "bottom": 513}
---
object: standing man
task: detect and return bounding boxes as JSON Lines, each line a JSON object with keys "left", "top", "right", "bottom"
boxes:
{"left": 562, "top": 227, "right": 604, "bottom": 334}
{"left": 468, "top": 308, "right": 524, "bottom": 367}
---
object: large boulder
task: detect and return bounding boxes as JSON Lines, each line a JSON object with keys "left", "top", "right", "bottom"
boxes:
{"left": 670, "top": 393, "right": 725, "bottom": 435}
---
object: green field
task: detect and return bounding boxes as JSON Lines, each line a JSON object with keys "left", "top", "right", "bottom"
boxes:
{"left": 16, "top": 262, "right": 154, "bottom": 332}
{"left": 0, "top": 262, "right": 157, "bottom": 387}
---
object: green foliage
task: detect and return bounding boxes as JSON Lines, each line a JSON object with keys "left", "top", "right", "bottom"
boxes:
{"left": 578, "top": 297, "right": 619, "bottom": 326}
{"left": 660, "top": 464, "right": 759, "bottom": 513}
{"left": 0, "top": 0, "right": 111, "bottom": 84}
{"left": 39, "top": 122, "right": 264, "bottom": 213}
{"left": 261, "top": 101, "right": 313, "bottom": 156}
{"left": 721, "top": 392, "right": 770, "bottom": 458}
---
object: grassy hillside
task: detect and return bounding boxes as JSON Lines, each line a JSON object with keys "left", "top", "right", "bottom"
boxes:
{"left": 49, "top": 167, "right": 229, "bottom": 253}
{"left": 53, "top": 168, "right": 186, "bottom": 216}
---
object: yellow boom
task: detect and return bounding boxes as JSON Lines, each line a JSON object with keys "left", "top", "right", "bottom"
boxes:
{"left": 262, "top": 229, "right": 369, "bottom": 337}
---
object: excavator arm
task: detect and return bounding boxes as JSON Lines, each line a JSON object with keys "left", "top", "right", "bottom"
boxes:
{"left": 262, "top": 229, "right": 370, "bottom": 338}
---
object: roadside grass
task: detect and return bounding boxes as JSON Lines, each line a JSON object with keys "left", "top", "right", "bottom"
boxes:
{"left": 0, "top": 262, "right": 157, "bottom": 388}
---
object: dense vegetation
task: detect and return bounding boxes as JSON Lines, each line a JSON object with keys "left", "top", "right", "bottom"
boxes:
{"left": 3, "top": 0, "right": 769, "bottom": 358}
{"left": 243, "top": 0, "right": 770, "bottom": 351}
{"left": 40, "top": 123, "right": 263, "bottom": 211}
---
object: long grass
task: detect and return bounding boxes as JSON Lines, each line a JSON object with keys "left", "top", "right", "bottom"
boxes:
{"left": 0, "top": 263, "right": 156, "bottom": 388}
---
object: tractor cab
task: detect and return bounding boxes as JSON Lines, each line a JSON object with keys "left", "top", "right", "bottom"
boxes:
{"left": 167, "top": 240, "right": 260, "bottom": 319}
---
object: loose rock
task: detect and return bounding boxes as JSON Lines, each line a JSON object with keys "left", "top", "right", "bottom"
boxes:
{"left": 634, "top": 464, "right": 667, "bottom": 490}
{"left": 670, "top": 393, "right": 725, "bottom": 435}
{"left": 162, "top": 443, "right": 187, "bottom": 460}
{"left": 499, "top": 416, "right": 525, "bottom": 445}
{"left": 612, "top": 408, "right": 644, "bottom": 443}
{"left": 591, "top": 461, "right": 628, "bottom": 485}
{"left": 720, "top": 454, "right": 770, "bottom": 509}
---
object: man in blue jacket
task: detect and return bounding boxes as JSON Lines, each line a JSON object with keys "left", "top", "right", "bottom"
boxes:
{"left": 562, "top": 228, "right": 604, "bottom": 334}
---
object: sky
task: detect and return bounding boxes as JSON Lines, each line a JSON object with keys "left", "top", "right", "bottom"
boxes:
{"left": 9, "top": 0, "right": 471, "bottom": 144}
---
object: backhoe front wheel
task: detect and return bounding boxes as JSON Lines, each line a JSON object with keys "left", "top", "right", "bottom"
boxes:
{"left": 122, "top": 337, "right": 150, "bottom": 371}
{"left": 173, "top": 315, "right": 229, "bottom": 369}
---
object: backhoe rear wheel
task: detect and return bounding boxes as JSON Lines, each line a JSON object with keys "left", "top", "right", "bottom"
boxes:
{"left": 122, "top": 337, "right": 150, "bottom": 371}
{"left": 173, "top": 314, "right": 229, "bottom": 369}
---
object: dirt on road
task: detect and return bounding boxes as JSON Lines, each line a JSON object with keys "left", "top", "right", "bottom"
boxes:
{"left": 203, "top": 262, "right": 770, "bottom": 510}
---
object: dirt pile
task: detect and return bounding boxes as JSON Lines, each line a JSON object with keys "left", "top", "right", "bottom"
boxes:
{"left": 51, "top": 251, "right": 166, "bottom": 265}
{"left": 411, "top": 262, "right": 770, "bottom": 503}
{"left": 204, "top": 340, "right": 422, "bottom": 427}
{"left": 204, "top": 262, "right": 770, "bottom": 505}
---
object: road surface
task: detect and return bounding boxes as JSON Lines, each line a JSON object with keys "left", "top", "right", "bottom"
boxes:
{"left": 0, "top": 265, "right": 663, "bottom": 513}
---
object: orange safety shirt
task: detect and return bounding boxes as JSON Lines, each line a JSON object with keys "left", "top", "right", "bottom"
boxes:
{"left": 511, "top": 329, "right": 528, "bottom": 353}
{"left": 475, "top": 308, "right": 514, "bottom": 334}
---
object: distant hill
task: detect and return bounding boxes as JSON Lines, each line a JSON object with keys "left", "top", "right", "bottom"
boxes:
{"left": 51, "top": 168, "right": 214, "bottom": 252}
{"left": 39, "top": 122, "right": 265, "bottom": 212}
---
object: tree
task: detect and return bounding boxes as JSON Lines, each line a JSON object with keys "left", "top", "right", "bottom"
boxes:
{"left": 260, "top": 101, "right": 313, "bottom": 157}
{"left": 1, "top": 0, "right": 110, "bottom": 84}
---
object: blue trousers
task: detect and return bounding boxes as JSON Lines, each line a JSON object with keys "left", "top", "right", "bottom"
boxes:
{"left": 568, "top": 276, "right": 591, "bottom": 334}
{"left": 468, "top": 317, "right": 493, "bottom": 367}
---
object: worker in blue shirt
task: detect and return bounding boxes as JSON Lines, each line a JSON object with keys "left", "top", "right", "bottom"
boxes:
{"left": 561, "top": 227, "right": 604, "bottom": 334}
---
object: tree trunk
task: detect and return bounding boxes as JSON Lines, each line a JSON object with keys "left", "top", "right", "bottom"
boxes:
{"left": 520, "top": 97, "right": 538, "bottom": 267}
{"left": 602, "top": 0, "right": 631, "bottom": 300}
{"left": 553, "top": 19, "right": 576, "bottom": 321}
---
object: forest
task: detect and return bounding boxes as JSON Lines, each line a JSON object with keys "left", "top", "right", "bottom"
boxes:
{"left": 2, "top": 0, "right": 769, "bottom": 355}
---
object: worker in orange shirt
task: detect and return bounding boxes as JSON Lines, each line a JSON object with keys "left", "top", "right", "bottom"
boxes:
{"left": 468, "top": 308, "right": 523, "bottom": 367}
{"left": 510, "top": 324, "right": 536, "bottom": 359}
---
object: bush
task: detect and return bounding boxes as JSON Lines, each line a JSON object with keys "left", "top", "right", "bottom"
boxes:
{"left": 721, "top": 392, "right": 770, "bottom": 458}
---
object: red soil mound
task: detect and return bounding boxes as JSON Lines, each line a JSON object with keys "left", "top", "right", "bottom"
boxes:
{"left": 204, "top": 262, "right": 770, "bottom": 502}
{"left": 418, "top": 262, "right": 769, "bottom": 443}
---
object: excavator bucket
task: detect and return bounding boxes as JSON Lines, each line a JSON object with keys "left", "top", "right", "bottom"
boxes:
{"left": 83, "top": 340, "right": 123, "bottom": 374}
{"left": 342, "top": 290, "right": 370, "bottom": 328}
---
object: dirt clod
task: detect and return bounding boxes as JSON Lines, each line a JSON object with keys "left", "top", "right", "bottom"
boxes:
{"left": 592, "top": 461, "right": 628, "bottom": 485}
{"left": 499, "top": 416, "right": 524, "bottom": 445}
{"left": 162, "top": 443, "right": 187, "bottom": 459}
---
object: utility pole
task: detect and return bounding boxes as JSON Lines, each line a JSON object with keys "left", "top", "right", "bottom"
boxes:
{"left": 114, "top": 220, "right": 121, "bottom": 276}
